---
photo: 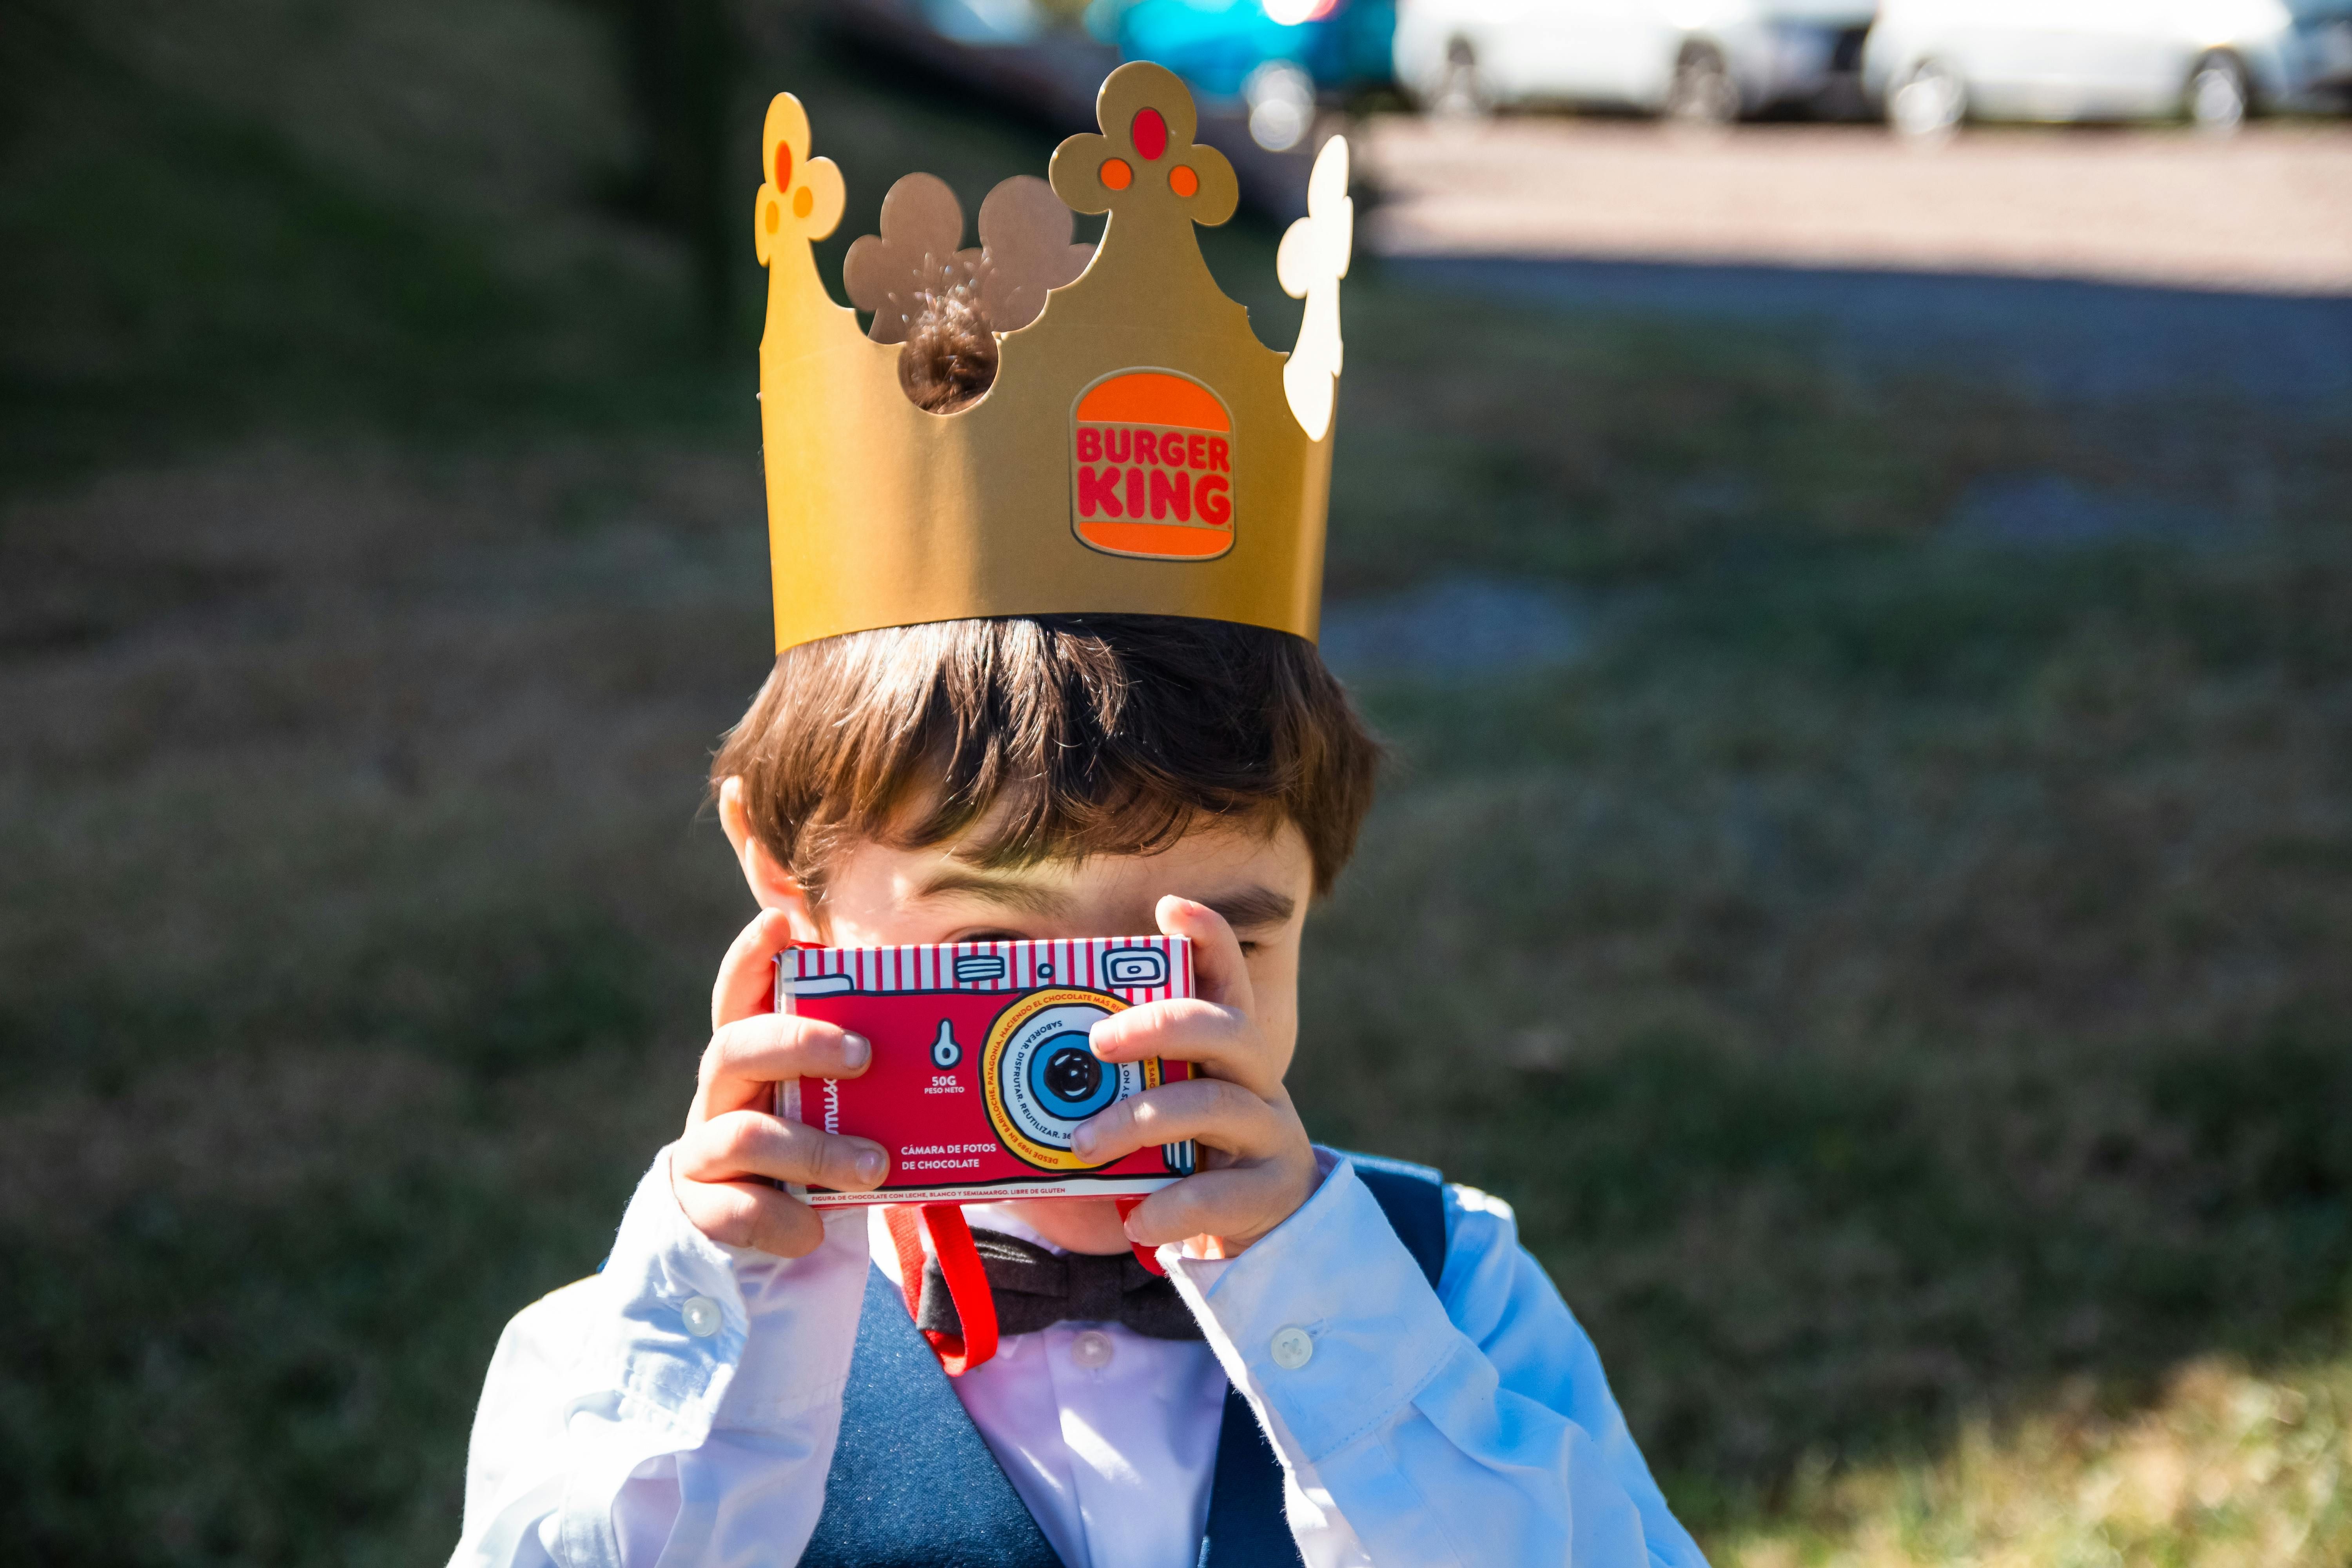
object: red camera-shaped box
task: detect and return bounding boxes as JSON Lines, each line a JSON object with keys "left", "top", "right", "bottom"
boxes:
{"left": 773, "top": 937, "right": 1196, "bottom": 1205}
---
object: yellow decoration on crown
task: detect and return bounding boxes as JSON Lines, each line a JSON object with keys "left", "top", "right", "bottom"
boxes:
{"left": 753, "top": 62, "right": 1350, "bottom": 654}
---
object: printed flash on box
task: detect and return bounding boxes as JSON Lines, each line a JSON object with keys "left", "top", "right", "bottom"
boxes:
{"left": 774, "top": 937, "right": 1198, "bottom": 1205}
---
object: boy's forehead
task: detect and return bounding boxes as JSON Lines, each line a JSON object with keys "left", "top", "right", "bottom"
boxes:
{"left": 880, "top": 820, "right": 1310, "bottom": 926}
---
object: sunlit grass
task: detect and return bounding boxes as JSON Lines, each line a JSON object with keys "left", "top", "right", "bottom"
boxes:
{"left": 1723, "top": 1356, "right": 2352, "bottom": 1567}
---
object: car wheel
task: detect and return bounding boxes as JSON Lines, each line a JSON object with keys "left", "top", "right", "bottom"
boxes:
{"left": 1431, "top": 38, "right": 1493, "bottom": 118}
{"left": 1667, "top": 45, "right": 1739, "bottom": 125}
{"left": 1890, "top": 57, "right": 1965, "bottom": 140}
{"left": 2188, "top": 53, "right": 2248, "bottom": 133}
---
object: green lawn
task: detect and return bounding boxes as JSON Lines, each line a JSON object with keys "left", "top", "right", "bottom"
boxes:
{"left": 4, "top": 2, "right": 2349, "bottom": 1564}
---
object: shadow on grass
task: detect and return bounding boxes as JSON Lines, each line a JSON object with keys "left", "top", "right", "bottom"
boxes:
{"left": 1292, "top": 529, "right": 2352, "bottom": 1527}
{"left": 1295, "top": 1015, "right": 2352, "bottom": 1519}
{"left": 0, "top": 1056, "right": 668, "bottom": 1567}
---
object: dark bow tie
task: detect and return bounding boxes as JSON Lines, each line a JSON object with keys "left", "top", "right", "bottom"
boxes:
{"left": 915, "top": 1227, "right": 1203, "bottom": 1342}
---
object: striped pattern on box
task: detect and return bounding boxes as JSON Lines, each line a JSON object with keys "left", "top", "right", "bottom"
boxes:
{"left": 780, "top": 935, "right": 1192, "bottom": 1004}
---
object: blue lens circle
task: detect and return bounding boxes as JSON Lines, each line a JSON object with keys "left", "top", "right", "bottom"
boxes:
{"left": 1028, "top": 1031, "right": 1115, "bottom": 1120}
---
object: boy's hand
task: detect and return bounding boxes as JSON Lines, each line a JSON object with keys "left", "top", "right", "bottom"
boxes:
{"left": 1076, "top": 896, "right": 1318, "bottom": 1255}
{"left": 671, "top": 908, "right": 891, "bottom": 1258}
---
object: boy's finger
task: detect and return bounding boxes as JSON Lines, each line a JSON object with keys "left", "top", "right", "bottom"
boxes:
{"left": 1087, "top": 1000, "right": 1274, "bottom": 1096}
{"left": 677, "top": 1109, "right": 891, "bottom": 1194}
{"left": 1070, "top": 1077, "right": 1281, "bottom": 1167}
{"left": 710, "top": 907, "right": 799, "bottom": 1031}
{"left": 675, "top": 1176, "right": 828, "bottom": 1258}
{"left": 1119, "top": 1165, "right": 1299, "bottom": 1250}
{"left": 693, "top": 1014, "right": 872, "bottom": 1120}
{"left": 1156, "top": 896, "right": 1256, "bottom": 1016}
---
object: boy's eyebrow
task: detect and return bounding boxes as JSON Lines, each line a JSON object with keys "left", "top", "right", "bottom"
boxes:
{"left": 912, "top": 869, "right": 1074, "bottom": 917}
{"left": 911, "top": 872, "right": 1296, "bottom": 931}
{"left": 1200, "top": 886, "right": 1296, "bottom": 931}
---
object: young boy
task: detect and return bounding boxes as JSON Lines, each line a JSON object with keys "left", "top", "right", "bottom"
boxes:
{"left": 451, "top": 64, "right": 1706, "bottom": 1568}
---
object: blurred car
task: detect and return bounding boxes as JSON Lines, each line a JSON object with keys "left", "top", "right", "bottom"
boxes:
{"left": 1089, "top": 0, "right": 1400, "bottom": 94}
{"left": 1864, "top": 0, "right": 2352, "bottom": 135}
{"left": 1087, "top": 0, "right": 1399, "bottom": 134}
{"left": 1391, "top": 0, "right": 1881, "bottom": 122}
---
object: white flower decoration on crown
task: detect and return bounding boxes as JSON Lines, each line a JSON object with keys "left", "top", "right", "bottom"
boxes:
{"left": 1278, "top": 137, "right": 1352, "bottom": 443}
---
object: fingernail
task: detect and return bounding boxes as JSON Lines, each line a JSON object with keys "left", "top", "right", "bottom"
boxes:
{"left": 1072, "top": 1123, "right": 1098, "bottom": 1159}
{"left": 842, "top": 1033, "right": 870, "bottom": 1068}
{"left": 854, "top": 1146, "right": 886, "bottom": 1184}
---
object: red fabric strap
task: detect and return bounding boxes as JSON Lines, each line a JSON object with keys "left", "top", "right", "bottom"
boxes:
{"left": 881, "top": 1203, "right": 1000, "bottom": 1375}
{"left": 882, "top": 1204, "right": 928, "bottom": 1323}
{"left": 923, "top": 1205, "right": 999, "bottom": 1373}
{"left": 885, "top": 1199, "right": 1169, "bottom": 1370}
{"left": 1115, "top": 1196, "right": 1167, "bottom": 1276}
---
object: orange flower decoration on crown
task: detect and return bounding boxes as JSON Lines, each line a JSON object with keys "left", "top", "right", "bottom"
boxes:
{"left": 752, "top": 93, "right": 844, "bottom": 269}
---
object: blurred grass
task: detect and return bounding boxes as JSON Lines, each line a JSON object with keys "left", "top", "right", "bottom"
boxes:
{"left": 4, "top": 0, "right": 2352, "bottom": 1563}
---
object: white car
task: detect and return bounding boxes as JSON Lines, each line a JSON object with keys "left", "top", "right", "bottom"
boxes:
{"left": 1864, "top": 0, "right": 2352, "bottom": 134}
{"left": 1393, "top": 0, "right": 1883, "bottom": 122}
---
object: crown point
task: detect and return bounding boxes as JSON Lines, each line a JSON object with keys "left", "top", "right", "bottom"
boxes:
{"left": 753, "top": 92, "right": 844, "bottom": 264}
{"left": 1050, "top": 63, "right": 1237, "bottom": 226}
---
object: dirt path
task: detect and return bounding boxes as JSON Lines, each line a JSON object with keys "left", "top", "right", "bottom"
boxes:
{"left": 1359, "top": 117, "right": 2352, "bottom": 296}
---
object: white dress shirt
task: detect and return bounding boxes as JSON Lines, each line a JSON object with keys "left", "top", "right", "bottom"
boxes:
{"left": 893, "top": 1203, "right": 1231, "bottom": 1568}
{"left": 451, "top": 1147, "right": 1709, "bottom": 1568}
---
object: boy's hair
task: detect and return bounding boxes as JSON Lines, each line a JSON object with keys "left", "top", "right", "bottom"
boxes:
{"left": 713, "top": 615, "right": 1380, "bottom": 900}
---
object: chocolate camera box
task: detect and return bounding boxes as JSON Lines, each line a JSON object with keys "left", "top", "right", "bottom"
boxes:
{"left": 774, "top": 936, "right": 1198, "bottom": 1205}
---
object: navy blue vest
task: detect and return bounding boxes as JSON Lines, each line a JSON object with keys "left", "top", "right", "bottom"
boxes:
{"left": 800, "top": 1156, "right": 1448, "bottom": 1568}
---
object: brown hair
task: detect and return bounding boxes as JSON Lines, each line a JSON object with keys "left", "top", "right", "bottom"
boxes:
{"left": 713, "top": 615, "right": 1380, "bottom": 900}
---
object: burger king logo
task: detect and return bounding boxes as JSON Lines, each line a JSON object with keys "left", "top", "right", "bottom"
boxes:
{"left": 1070, "top": 368, "right": 1234, "bottom": 562}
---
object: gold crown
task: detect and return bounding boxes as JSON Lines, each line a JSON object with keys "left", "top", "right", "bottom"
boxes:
{"left": 753, "top": 62, "right": 1351, "bottom": 654}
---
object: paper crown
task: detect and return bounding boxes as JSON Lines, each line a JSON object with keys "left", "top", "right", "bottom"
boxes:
{"left": 752, "top": 62, "right": 1351, "bottom": 654}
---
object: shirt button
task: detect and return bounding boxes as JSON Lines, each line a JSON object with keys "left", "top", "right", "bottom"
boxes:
{"left": 1070, "top": 1328, "right": 1115, "bottom": 1369}
{"left": 680, "top": 1295, "right": 722, "bottom": 1338}
{"left": 1270, "top": 1326, "right": 1314, "bottom": 1370}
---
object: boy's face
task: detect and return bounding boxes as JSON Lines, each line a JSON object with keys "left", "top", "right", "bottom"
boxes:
{"left": 710, "top": 783, "right": 1326, "bottom": 1256}
{"left": 801, "top": 820, "right": 1315, "bottom": 1078}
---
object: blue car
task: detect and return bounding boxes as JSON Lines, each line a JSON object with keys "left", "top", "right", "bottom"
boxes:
{"left": 1086, "top": 0, "right": 1399, "bottom": 99}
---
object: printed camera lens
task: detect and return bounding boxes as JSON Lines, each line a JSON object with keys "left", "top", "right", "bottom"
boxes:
{"left": 1042, "top": 1042, "right": 1102, "bottom": 1104}
{"left": 996, "top": 1003, "right": 1132, "bottom": 1152}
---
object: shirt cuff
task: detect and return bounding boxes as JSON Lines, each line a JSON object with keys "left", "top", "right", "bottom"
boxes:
{"left": 1166, "top": 1154, "right": 1459, "bottom": 1465}
{"left": 578, "top": 1145, "right": 868, "bottom": 1440}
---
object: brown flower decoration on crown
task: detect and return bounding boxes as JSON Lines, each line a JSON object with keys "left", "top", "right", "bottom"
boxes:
{"left": 844, "top": 174, "right": 1094, "bottom": 412}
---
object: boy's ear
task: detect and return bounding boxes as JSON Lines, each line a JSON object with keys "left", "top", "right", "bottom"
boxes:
{"left": 718, "top": 777, "right": 822, "bottom": 941}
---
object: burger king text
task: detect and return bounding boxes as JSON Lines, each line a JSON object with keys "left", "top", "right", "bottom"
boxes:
{"left": 1074, "top": 423, "right": 1231, "bottom": 525}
